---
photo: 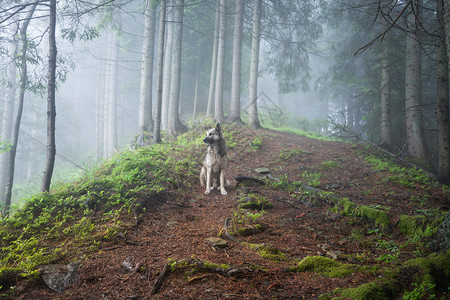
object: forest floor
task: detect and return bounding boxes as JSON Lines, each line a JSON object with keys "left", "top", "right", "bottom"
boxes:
{"left": 12, "top": 125, "right": 450, "bottom": 299}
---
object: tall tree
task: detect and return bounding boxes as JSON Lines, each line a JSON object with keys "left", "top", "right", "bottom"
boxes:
{"left": 138, "top": 0, "right": 157, "bottom": 133}
{"left": 153, "top": 0, "right": 166, "bottom": 143}
{"left": 213, "top": 0, "right": 227, "bottom": 123}
{"left": 0, "top": 33, "right": 17, "bottom": 206}
{"left": 380, "top": 17, "right": 392, "bottom": 150}
{"left": 41, "top": 0, "right": 57, "bottom": 192}
{"left": 161, "top": 5, "right": 173, "bottom": 130}
{"left": 228, "top": 0, "right": 244, "bottom": 123}
{"left": 437, "top": 0, "right": 450, "bottom": 183}
{"left": 167, "top": 0, "right": 186, "bottom": 136}
{"left": 206, "top": 0, "right": 220, "bottom": 118}
{"left": 247, "top": 0, "right": 262, "bottom": 129}
{"left": 107, "top": 29, "right": 119, "bottom": 156}
{"left": 404, "top": 0, "right": 427, "bottom": 159}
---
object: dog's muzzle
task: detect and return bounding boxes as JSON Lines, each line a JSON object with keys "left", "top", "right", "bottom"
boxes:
{"left": 203, "top": 137, "right": 214, "bottom": 144}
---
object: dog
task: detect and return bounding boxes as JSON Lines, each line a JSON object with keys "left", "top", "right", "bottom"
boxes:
{"left": 200, "top": 123, "right": 230, "bottom": 196}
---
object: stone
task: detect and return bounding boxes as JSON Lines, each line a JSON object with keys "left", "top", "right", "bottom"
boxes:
{"left": 204, "top": 237, "right": 228, "bottom": 248}
{"left": 254, "top": 168, "right": 271, "bottom": 174}
{"left": 41, "top": 262, "right": 81, "bottom": 293}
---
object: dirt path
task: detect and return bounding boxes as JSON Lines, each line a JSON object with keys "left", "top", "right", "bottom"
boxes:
{"left": 18, "top": 127, "right": 447, "bottom": 299}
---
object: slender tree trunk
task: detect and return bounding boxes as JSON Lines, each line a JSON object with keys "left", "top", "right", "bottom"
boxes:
{"left": 380, "top": 25, "right": 392, "bottom": 150}
{"left": 41, "top": 0, "right": 57, "bottom": 193}
{"left": 161, "top": 6, "right": 173, "bottom": 130}
{"left": 405, "top": 0, "right": 426, "bottom": 160}
{"left": 437, "top": 0, "right": 450, "bottom": 183}
{"left": 193, "top": 63, "right": 199, "bottom": 120}
{"left": 95, "top": 56, "right": 105, "bottom": 160}
{"left": 167, "top": 0, "right": 186, "bottom": 136}
{"left": 0, "top": 36, "right": 17, "bottom": 206}
{"left": 103, "top": 32, "right": 112, "bottom": 158}
{"left": 153, "top": 1, "right": 166, "bottom": 144}
{"left": 207, "top": 0, "right": 220, "bottom": 118}
{"left": 107, "top": 31, "right": 119, "bottom": 155}
{"left": 248, "top": 0, "right": 262, "bottom": 129}
{"left": 139, "top": 1, "right": 157, "bottom": 133}
{"left": 229, "top": 0, "right": 244, "bottom": 123}
{"left": 214, "top": 0, "right": 227, "bottom": 123}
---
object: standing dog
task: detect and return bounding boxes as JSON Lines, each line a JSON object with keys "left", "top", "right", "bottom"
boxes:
{"left": 200, "top": 123, "right": 230, "bottom": 196}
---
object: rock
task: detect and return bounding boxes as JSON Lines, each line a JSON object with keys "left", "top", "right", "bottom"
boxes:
{"left": 122, "top": 257, "right": 134, "bottom": 272}
{"left": 41, "top": 262, "right": 81, "bottom": 293}
{"left": 429, "top": 211, "right": 450, "bottom": 251}
{"left": 254, "top": 168, "right": 271, "bottom": 175}
{"left": 205, "top": 237, "right": 228, "bottom": 248}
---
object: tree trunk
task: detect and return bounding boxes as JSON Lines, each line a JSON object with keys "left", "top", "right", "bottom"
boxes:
{"left": 167, "top": 0, "right": 186, "bottom": 136}
{"left": 161, "top": 6, "right": 173, "bottom": 130}
{"left": 192, "top": 63, "right": 200, "bottom": 120}
{"left": 0, "top": 36, "right": 17, "bottom": 206}
{"left": 138, "top": 1, "right": 157, "bottom": 133}
{"left": 153, "top": 0, "right": 166, "bottom": 144}
{"left": 380, "top": 25, "right": 392, "bottom": 150}
{"left": 107, "top": 29, "right": 119, "bottom": 156}
{"left": 437, "top": 0, "right": 450, "bottom": 183}
{"left": 95, "top": 56, "right": 105, "bottom": 160}
{"left": 213, "top": 0, "right": 227, "bottom": 123}
{"left": 41, "top": 0, "right": 57, "bottom": 193}
{"left": 404, "top": 0, "right": 426, "bottom": 160}
{"left": 228, "top": 0, "right": 244, "bottom": 123}
{"left": 206, "top": 0, "right": 220, "bottom": 118}
{"left": 247, "top": 0, "right": 262, "bottom": 129}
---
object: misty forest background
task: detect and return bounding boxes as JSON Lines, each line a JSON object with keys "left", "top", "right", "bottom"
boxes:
{"left": 1, "top": 0, "right": 450, "bottom": 213}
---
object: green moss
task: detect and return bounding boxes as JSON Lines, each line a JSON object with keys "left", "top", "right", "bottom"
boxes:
{"left": 322, "top": 250, "right": 450, "bottom": 299}
{"left": 238, "top": 194, "right": 273, "bottom": 210}
{"left": 398, "top": 214, "right": 442, "bottom": 241}
{"left": 337, "top": 199, "right": 390, "bottom": 231}
{"left": 293, "top": 256, "right": 355, "bottom": 278}
{"left": 236, "top": 224, "right": 265, "bottom": 236}
{"left": 243, "top": 243, "right": 287, "bottom": 261}
{"left": 330, "top": 281, "right": 395, "bottom": 300}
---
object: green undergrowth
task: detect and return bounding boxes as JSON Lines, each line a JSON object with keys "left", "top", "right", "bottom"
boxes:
{"left": 242, "top": 243, "right": 287, "bottom": 261}
{"left": 335, "top": 198, "right": 391, "bottom": 231}
{"left": 321, "top": 249, "right": 450, "bottom": 300}
{"left": 0, "top": 122, "right": 229, "bottom": 291}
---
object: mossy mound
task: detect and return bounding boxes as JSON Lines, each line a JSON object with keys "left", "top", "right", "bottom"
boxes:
{"left": 242, "top": 243, "right": 287, "bottom": 261}
{"left": 292, "top": 256, "right": 355, "bottom": 278}
{"left": 321, "top": 249, "right": 450, "bottom": 300}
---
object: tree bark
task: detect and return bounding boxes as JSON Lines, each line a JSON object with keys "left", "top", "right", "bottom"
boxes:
{"left": 161, "top": 5, "right": 173, "bottom": 130}
{"left": 138, "top": 1, "right": 157, "bottom": 133}
{"left": 247, "top": 0, "right": 262, "bottom": 129}
{"left": 153, "top": 0, "right": 166, "bottom": 144}
{"left": 107, "top": 29, "right": 119, "bottom": 156}
{"left": 228, "top": 0, "right": 244, "bottom": 123}
{"left": 167, "top": 0, "right": 186, "bottom": 136}
{"left": 437, "top": 0, "right": 450, "bottom": 183}
{"left": 41, "top": 0, "right": 57, "bottom": 193}
{"left": 206, "top": 0, "right": 220, "bottom": 118}
{"left": 404, "top": 0, "right": 426, "bottom": 160}
{"left": 213, "top": 0, "right": 227, "bottom": 123}
{"left": 0, "top": 35, "right": 17, "bottom": 206}
{"left": 380, "top": 30, "right": 392, "bottom": 150}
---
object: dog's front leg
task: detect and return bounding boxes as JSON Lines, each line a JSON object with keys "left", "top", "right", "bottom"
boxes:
{"left": 219, "top": 170, "right": 227, "bottom": 196}
{"left": 205, "top": 167, "right": 212, "bottom": 195}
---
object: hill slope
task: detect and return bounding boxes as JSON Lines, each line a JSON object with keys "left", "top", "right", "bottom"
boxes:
{"left": 1, "top": 123, "right": 449, "bottom": 299}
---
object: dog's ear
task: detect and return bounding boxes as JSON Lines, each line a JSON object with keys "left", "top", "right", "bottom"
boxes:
{"left": 215, "top": 123, "right": 222, "bottom": 135}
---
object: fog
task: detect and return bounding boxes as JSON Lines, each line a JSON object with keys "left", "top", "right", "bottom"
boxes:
{"left": 0, "top": 0, "right": 445, "bottom": 204}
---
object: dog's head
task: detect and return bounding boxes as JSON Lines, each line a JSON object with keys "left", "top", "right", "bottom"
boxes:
{"left": 203, "top": 123, "right": 223, "bottom": 144}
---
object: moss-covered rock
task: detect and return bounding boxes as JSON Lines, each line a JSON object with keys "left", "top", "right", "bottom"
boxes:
{"left": 292, "top": 256, "right": 355, "bottom": 278}
{"left": 428, "top": 211, "right": 450, "bottom": 251}
{"left": 336, "top": 199, "right": 390, "bottom": 231}
{"left": 238, "top": 194, "right": 273, "bottom": 211}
